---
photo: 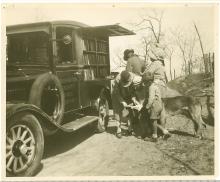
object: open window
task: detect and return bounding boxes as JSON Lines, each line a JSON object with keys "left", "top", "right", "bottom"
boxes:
{"left": 56, "top": 27, "right": 76, "bottom": 64}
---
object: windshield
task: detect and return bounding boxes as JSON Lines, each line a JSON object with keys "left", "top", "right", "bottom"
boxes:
{"left": 7, "top": 31, "right": 49, "bottom": 64}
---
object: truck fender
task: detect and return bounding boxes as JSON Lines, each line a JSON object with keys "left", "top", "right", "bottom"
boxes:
{"left": 7, "top": 103, "right": 58, "bottom": 135}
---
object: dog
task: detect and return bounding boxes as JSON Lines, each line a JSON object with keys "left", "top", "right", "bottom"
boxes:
{"left": 162, "top": 95, "right": 206, "bottom": 138}
{"left": 134, "top": 83, "right": 206, "bottom": 139}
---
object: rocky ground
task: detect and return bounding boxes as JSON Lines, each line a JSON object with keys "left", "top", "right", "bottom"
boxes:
{"left": 36, "top": 113, "right": 214, "bottom": 176}
{"left": 36, "top": 73, "right": 214, "bottom": 176}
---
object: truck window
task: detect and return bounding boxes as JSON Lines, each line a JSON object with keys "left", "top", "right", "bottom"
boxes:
{"left": 56, "top": 27, "right": 75, "bottom": 64}
{"left": 7, "top": 31, "right": 49, "bottom": 64}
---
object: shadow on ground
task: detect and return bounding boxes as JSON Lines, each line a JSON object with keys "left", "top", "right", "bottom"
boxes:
{"left": 43, "top": 124, "right": 96, "bottom": 159}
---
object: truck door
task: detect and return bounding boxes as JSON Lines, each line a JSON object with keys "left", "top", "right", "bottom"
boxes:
{"left": 77, "top": 24, "right": 135, "bottom": 107}
{"left": 54, "top": 26, "right": 80, "bottom": 111}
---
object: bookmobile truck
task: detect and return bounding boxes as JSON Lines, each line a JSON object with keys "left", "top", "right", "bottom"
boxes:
{"left": 6, "top": 20, "right": 134, "bottom": 176}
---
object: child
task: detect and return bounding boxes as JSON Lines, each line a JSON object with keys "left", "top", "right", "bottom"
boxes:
{"left": 143, "top": 46, "right": 171, "bottom": 142}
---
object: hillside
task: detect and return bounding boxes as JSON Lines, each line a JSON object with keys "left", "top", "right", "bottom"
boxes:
{"left": 167, "top": 73, "right": 214, "bottom": 124}
{"left": 167, "top": 73, "right": 214, "bottom": 97}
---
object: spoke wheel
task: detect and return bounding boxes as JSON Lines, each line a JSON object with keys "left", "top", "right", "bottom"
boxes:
{"left": 6, "top": 112, "right": 44, "bottom": 176}
{"left": 6, "top": 125, "right": 36, "bottom": 174}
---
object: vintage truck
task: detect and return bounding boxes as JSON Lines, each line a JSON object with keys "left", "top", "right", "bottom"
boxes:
{"left": 6, "top": 20, "right": 134, "bottom": 176}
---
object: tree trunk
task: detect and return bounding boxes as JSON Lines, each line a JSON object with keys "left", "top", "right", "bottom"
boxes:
{"left": 169, "top": 59, "right": 172, "bottom": 80}
{"left": 212, "top": 53, "right": 214, "bottom": 74}
{"left": 194, "top": 23, "right": 207, "bottom": 73}
{"left": 188, "top": 62, "right": 191, "bottom": 75}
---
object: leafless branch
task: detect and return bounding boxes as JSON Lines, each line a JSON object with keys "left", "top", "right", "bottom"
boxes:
{"left": 194, "top": 22, "right": 207, "bottom": 73}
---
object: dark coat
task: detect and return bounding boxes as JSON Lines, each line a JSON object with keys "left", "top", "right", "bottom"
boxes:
{"left": 111, "top": 72, "right": 142, "bottom": 120}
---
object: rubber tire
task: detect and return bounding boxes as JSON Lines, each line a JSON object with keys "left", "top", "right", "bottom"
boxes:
{"left": 29, "top": 73, "right": 65, "bottom": 135}
{"left": 6, "top": 112, "right": 44, "bottom": 177}
{"left": 96, "top": 99, "right": 109, "bottom": 133}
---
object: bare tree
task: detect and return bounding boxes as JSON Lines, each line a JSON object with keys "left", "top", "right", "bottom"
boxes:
{"left": 187, "top": 34, "right": 196, "bottom": 74}
{"left": 171, "top": 29, "right": 197, "bottom": 75}
{"left": 135, "top": 9, "right": 165, "bottom": 44}
{"left": 174, "top": 32, "right": 188, "bottom": 75}
{"left": 194, "top": 22, "right": 207, "bottom": 73}
{"left": 129, "top": 9, "right": 166, "bottom": 62}
{"left": 141, "top": 36, "right": 153, "bottom": 60}
{"left": 173, "top": 69, "right": 176, "bottom": 79}
{"left": 166, "top": 47, "right": 174, "bottom": 80}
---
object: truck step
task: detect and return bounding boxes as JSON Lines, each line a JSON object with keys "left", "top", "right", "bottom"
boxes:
{"left": 57, "top": 116, "right": 99, "bottom": 132}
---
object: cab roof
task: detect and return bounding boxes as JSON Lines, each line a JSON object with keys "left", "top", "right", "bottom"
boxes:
{"left": 6, "top": 20, "right": 135, "bottom": 37}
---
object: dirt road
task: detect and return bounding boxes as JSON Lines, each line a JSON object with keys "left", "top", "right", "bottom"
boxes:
{"left": 36, "top": 115, "right": 214, "bottom": 176}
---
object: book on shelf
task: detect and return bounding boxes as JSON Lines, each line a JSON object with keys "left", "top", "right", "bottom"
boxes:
{"left": 83, "top": 54, "right": 90, "bottom": 65}
{"left": 96, "top": 55, "right": 108, "bottom": 65}
{"left": 91, "top": 69, "right": 95, "bottom": 80}
{"left": 83, "top": 68, "right": 95, "bottom": 80}
{"left": 97, "top": 40, "right": 108, "bottom": 53}
{"left": 82, "top": 38, "right": 109, "bottom": 71}
{"left": 83, "top": 38, "right": 108, "bottom": 52}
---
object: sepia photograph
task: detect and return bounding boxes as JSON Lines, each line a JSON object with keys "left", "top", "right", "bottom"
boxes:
{"left": 1, "top": 2, "right": 218, "bottom": 180}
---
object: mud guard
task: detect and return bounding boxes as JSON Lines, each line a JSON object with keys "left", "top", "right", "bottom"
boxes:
{"left": 6, "top": 103, "right": 58, "bottom": 135}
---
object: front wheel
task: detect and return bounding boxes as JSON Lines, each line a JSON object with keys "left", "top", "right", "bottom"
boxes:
{"left": 96, "top": 98, "right": 109, "bottom": 133}
{"left": 6, "top": 112, "right": 44, "bottom": 177}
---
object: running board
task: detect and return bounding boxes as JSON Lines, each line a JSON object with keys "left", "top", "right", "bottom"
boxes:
{"left": 54, "top": 116, "right": 99, "bottom": 132}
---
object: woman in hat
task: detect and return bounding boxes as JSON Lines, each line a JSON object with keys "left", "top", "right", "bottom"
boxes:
{"left": 143, "top": 46, "right": 171, "bottom": 142}
{"left": 142, "top": 72, "right": 171, "bottom": 142}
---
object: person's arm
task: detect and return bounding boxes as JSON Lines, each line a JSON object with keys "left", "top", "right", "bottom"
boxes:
{"left": 112, "top": 80, "right": 128, "bottom": 108}
{"left": 146, "top": 84, "right": 157, "bottom": 109}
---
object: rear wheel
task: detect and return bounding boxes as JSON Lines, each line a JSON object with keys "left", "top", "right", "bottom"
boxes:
{"left": 29, "top": 73, "right": 65, "bottom": 135}
{"left": 96, "top": 98, "right": 109, "bottom": 133}
{"left": 6, "top": 112, "right": 44, "bottom": 177}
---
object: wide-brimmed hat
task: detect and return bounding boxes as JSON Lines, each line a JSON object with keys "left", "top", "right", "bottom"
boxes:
{"left": 120, "top": 70, "right": 132, "bottom": 87}
{"left": 123, "top": 49, "right": 134, "bottom": 61}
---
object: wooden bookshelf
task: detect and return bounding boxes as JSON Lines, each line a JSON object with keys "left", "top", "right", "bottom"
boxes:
{"left": 82, "top": 37, "right": 109, "bottom": 80}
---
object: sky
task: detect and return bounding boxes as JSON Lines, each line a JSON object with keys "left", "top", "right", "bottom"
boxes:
{"left": 2, "top": 3, "right": 218, "bottom": 78}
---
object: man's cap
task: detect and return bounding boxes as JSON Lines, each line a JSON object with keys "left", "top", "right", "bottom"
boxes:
{"left": 120, "top": 70, "right": 132, "bottom": 87}
{"left": 123, "top": 49, "right": 134, "bottom": 61}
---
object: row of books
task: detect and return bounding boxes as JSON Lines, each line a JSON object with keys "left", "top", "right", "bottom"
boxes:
{"left": 83, "top": 39, "right": 96, "bottom": 51}
{"left": 83, "top": 69, "right": 95, "bottom": 80}
{"left": 83, "top": 39, "right": 108, "bottom": 53}
{"left": 83, "top": 54, "right": 108, "bottom": 65}
{"left": 96, "top": 67, "right": 109, "bottom": 78}
{"left": 97, "top": 41, "right": 108, "bottom": 53}
{"left": 83, "top": 67, "right": 109, "bottom": 80}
